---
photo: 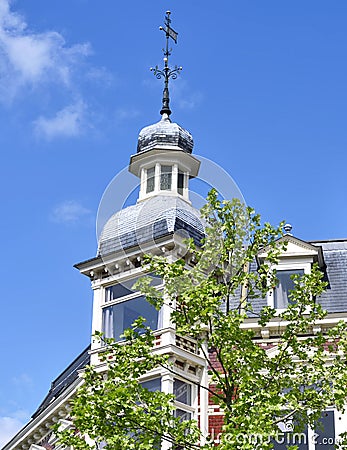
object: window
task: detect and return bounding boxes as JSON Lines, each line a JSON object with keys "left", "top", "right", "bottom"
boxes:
{"left": 174, "top": 409, "right": 192, "bottom": 421}
{"left": 146, "top": 167, "right": 155, "bottom": 193}
{"left": 173, "top": 379, "right": 191, "bottom": 405}
{"left": 273, "top": 411, "right": 335, "bottom": 449}
{"left": 173, "top": 378, "right": 194, "bottom": 432}
{"left": 273, "top": 269, "right": 304, "bottom": 309}
{"left": 177, "top": 171, "right": 185, "bottom": 195}
{"left": 160, "top": 165, "right": 172, "bottom": 190}
{"left": 315, "top": 411, "right": 335, "bottom": 449}
{"left": 103, "top": 295, "right": 161, "bottom": 341}
{"left": 173, "top": 404, "right": 193, "bottom": 450}
{"left": 103, "top": 275, "right": 163, "bottom": 341}
{"left": 105, "top": 275, "right": 162, "bottom": 302}
{"left": 137, "top": 377, "right": 193, "bottom": 450}
{"left": 141, "top": 378, "right": 161, "bottom": 392}
{"left": 105, "top": 279, "right": 137, "bottom": 301}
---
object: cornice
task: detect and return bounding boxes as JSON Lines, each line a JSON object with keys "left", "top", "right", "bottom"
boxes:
{"left": 3, "top": 377, "right": 83, "bottom": 450}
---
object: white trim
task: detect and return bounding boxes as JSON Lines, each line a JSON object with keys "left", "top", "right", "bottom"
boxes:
{"left": 3, "top": 377, "right": 83, "bottom": 450}
{"left": 267, "top": 260, "right": 312, "bottom": 311}
{"left": 172, "top": 163, "right": 178, "bottom": 194}
{"left": 154, "top": 162, "right": 160, "bottom": 193}
{"left": 102, "top": 284, "right": 163, "bottom": 308}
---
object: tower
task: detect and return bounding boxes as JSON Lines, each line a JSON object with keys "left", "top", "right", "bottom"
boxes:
{"left": 74, "top": 11, "right": 209, "bottom": 446}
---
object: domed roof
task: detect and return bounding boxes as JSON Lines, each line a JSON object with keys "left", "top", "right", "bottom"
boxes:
{"left": 98, "top": 196, "right": 204, "bottom": 256}
{"left": 137, "top": 115, "right": 194, "bottom": 154}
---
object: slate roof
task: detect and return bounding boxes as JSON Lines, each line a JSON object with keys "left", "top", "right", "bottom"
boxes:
{"left": 137, "top": 116, "right": 194, "bottom": 154}
{"left": 98, "top": 195, "right": 205, "bottom": 256}
{"left": 229, "top": 239, "right": 347, "bottom": 316}
{"left": 99, "top": 198, "right": 347, "bottom": 314}
{"left": 311, "top": 239, "right": 347, "bottom": 313}
{"left": 31, "top": 346, "right": 90, "bottom": 419}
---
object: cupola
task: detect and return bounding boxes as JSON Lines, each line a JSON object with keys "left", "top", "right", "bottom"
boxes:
{"left": 129, "top": 114, "right": 200, "bottom": 203}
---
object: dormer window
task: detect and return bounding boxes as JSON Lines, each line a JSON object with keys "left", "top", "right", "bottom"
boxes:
{"left": 160, "top": 165, "right": 172, "bottom": 190}
{"left": 258, "top": 234, "right": 326, "bottom": 311}
{"left": 146, "top": 167, "right": 155, "bottom": 193}
{"left": 268, "top": 263, "right": 309, "bottom": 310}
{"left": 273, "top": 269, "right": 304, "bottom": 309}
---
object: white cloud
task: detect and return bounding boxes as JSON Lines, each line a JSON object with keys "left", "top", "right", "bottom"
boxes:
{"left": 0, "top": 412, "right": 27, "bottom": 447}
{"left": 51, "top": 200, "right": 91, "bottom": 224}
{"left": 0, "top": 0, "right": 90, "bottom": 100}
{"left": 33, "top": 101, "right": 87, "bottom": 139}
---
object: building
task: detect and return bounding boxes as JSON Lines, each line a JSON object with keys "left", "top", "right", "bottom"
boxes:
{"left": 3, "top": 12, "right": 347, "bottom": 450}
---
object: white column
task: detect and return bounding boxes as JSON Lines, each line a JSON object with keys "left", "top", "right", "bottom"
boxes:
{"left": 183, "top": 172, "right": 189, "bottom": 200}
{"left": 335, "top": 409, "right": 347, "bottom": 444}
{"left": 139, "top": 167, "right": 146, "bottom": 200}
{"left": 90, "top": 286, "right": 103, "bottom": 365}
{"left": 154, "top": 163, "right": 160, "bottom": 193}
{"left": 162, "top": 291, "right": 173, "bottom": 329}
{"left": 160, "top": 292, "right": 176, "bottom": 348}
{"left": 161, "top": 372, "right": 174, "bottom": 450}
{"left": 307, "top": 423, "right": 315, "bottom": 450}
{"left": 172, "top": 164, "right": 178, "bottom": 194}
{"left": 199, "top": 337, "right": 209, "bottom": 444}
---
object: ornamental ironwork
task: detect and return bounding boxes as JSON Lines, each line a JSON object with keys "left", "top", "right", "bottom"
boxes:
{"left": 150, "top": 11, "right": 182, "bottom": 117}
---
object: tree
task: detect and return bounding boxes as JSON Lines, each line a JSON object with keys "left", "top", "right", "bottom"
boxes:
{"left": 55, "top": 189, "right": 347, "bottom": 450}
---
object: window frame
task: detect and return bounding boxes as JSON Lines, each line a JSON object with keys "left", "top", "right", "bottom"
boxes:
{"left": 267, "top": 260, "right": 311, "bottom": 311}
{"left": 272, "top": 268, "right": 305, "bottom": 309}
{"left": 146, "top": 166, "right": 155, "bottom": 193}
{"left": 160, "top": 164, "right": 173, "bottom": 191}
{"left": 103, "top": 274, "right": 163, "bottom": 307}
{"left": 274, "top": 408, "right": 340, "bottom": 450}
{"left": 177, "top": 170, "right": 185, "bottom": 195}
{"left": 101, "top": 275, "right": 164, "bottom": 341}
{"left": 173, "top": 377, "right": 195, "bottom": 420}
{"left": 140, "top": 377, "right": 162, "bottom": 392}
{"left": 139, "top": 160, "right": 190, "bottom": 200}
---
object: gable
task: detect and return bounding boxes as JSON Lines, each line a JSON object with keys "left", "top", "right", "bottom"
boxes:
{"left": 258, "top": 234, "right": 325, "bottom": 267}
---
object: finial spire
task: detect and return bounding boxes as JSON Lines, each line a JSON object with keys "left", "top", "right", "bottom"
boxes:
{"left": 283, "top": 223, "right": 293, "bottom": 235}
{"left": 150, "top": 11, "right": 182, "bottom": 119}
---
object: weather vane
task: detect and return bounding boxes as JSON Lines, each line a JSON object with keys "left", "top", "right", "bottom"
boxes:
{"left": 150, "top": 11, "right": 182, "bottom": 118}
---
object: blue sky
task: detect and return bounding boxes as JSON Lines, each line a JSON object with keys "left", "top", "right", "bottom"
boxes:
{"left": 1, "top": 0, "right": 347, "bottom": 444}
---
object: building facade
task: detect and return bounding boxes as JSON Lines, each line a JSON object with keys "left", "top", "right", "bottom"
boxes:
{"left": 4, "top": 99, "right": 347, "bottom": 449}
{"left": 3, "top": 13, "right": 347, "bottom": 450}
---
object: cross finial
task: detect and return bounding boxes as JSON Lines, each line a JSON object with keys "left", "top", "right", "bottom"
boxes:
{"left": 150, "top": 11, "right": 182, "bottom": 119}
